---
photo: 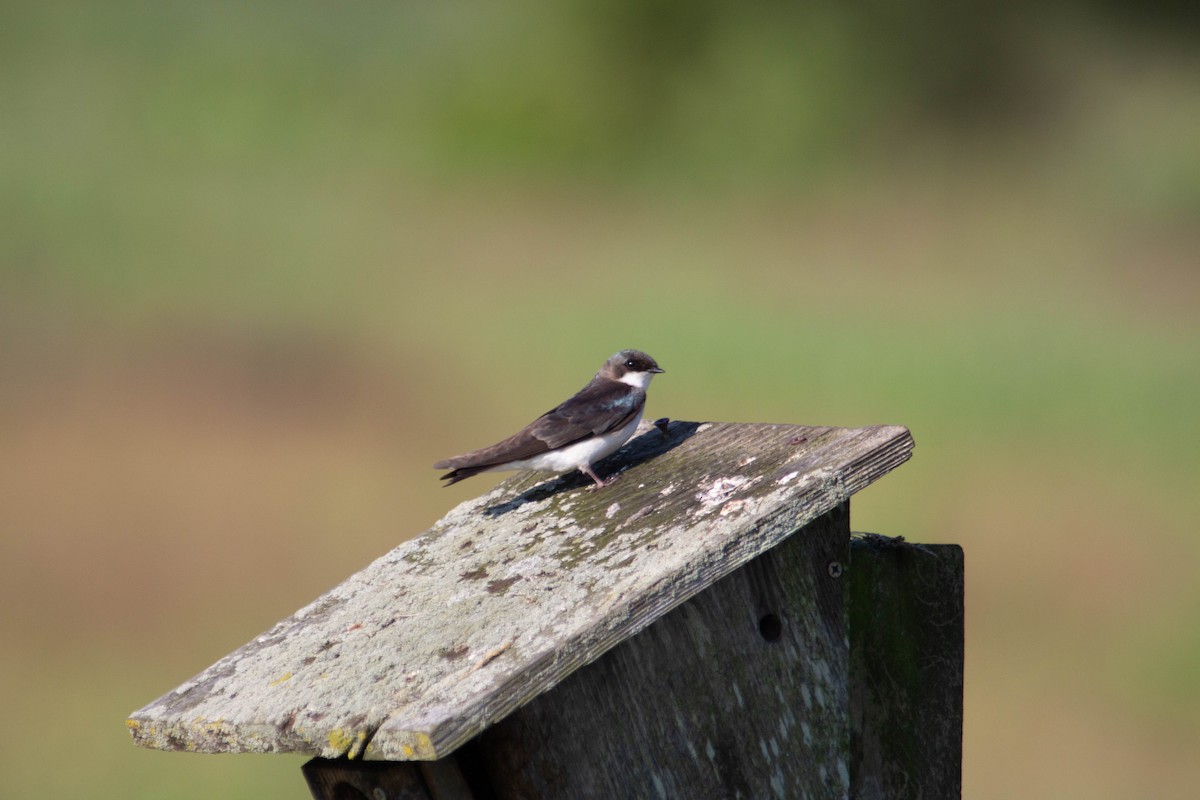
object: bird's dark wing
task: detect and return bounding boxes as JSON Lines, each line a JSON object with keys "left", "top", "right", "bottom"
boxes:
{"left": 530, "top": 379, "right": 644, "bottom": 449}
{"left": 433, "top": 379, "right": 644, "bottom": 471}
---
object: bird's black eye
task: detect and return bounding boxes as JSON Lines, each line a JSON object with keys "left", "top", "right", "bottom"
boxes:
{"left": 625, "top": 358, "right": 637, "bottom": 369}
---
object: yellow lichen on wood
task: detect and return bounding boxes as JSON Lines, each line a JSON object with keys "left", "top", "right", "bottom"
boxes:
{"left": 326, "top": 727, "right": 371, "bottom": 757}
{"left": 347, "top": 730, "right": 370, "bottom": 759}
{"left": 326, "top": 728, "right": 354, "bottom": 754}
{"left": 371, "top": 731, "right": 436, "bottom": 761}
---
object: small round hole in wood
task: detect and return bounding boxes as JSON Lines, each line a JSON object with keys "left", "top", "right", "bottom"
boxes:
{"left": 758, "top": 613, "right": 783, "bottom": 642}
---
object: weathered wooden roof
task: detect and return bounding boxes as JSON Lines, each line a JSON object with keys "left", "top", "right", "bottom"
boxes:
{"left": 127, "top": 420, "right": 914, "bottom": 761}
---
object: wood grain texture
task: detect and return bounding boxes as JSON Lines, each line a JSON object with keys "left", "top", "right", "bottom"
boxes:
{"left": 476, "top": 504, "right": 851, "bottom": 800}
{"left": 301, "top": 753, "right": 479, "bottom": 800}
{"left": 302, "top": 758, "right": 433, "bottom": 800}
{"left": 127, "top": 421, "right": 914, "bottom": 762}
{"left": 848, "top": 535, "right": 964, "bottom": 800}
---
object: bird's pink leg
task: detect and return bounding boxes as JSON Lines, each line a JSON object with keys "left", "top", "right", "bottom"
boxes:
{"left": 579, "top": 464, "right": 615, "bottom": 491}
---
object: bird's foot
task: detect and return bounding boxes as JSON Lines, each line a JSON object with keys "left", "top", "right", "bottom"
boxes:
{"left": 580, "top": 465, "right": 617, "bottom": 491}
{"left": 587, "top": 475, "right": 621, "bottom": 492}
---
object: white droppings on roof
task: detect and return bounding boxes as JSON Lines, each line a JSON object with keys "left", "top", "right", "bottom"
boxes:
{"left": 696, "top": 476, "right": 749, "bottom": 505}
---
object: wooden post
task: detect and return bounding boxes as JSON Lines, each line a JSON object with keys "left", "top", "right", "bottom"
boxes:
{"left": 848, "top": 535, "right": 964, "bottom": 799}
{"left": 126, "top": 421, "right": 961, "bottom": 799}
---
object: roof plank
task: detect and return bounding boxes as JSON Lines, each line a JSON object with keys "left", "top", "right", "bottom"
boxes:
{"left": 127, "top": 420, "right": 914, "bottom": 761}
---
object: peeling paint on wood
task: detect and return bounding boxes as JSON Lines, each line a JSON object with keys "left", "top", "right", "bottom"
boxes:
{"left": 127, "top": 421, "right": 914, "bottom": 762}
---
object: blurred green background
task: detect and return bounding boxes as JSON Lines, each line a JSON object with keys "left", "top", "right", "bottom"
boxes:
{"left": 3, "top": 1, "right": 1198, "bottom": 797}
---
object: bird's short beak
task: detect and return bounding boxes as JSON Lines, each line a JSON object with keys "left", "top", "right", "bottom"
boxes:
{"left": 652, "top": 366, "right": 665, "bottom": 374}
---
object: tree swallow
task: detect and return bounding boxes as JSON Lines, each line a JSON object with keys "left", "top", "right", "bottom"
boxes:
{"left": 435, "top": 349, "right": 665, "bottom": 490}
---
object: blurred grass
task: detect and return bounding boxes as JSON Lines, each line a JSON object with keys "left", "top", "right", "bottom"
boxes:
{"left": 2, "top": 1, "right": 1199, "bottom": 798}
